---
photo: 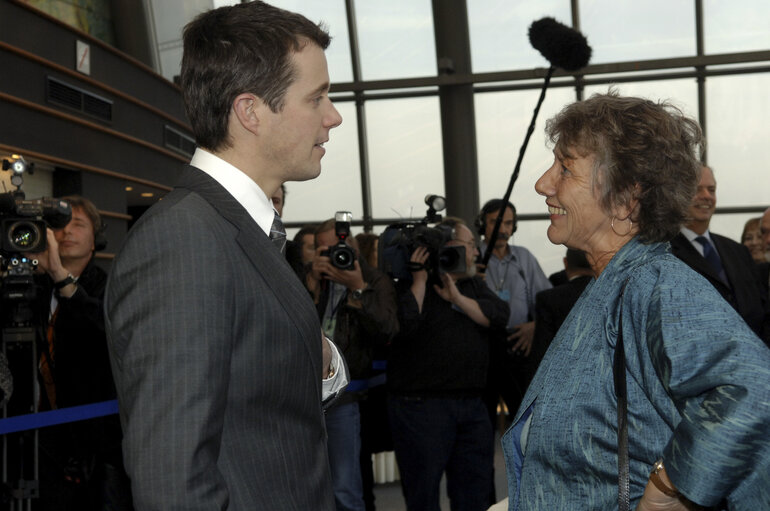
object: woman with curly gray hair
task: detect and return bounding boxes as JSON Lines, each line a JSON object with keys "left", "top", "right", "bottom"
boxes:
{"left": 502, "top": 92, "right": 770, "bottom": 511}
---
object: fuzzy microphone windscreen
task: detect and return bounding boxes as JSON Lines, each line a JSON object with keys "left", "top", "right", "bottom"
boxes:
{"left": 528, "top": 17, "right": 592, "bottom": 71}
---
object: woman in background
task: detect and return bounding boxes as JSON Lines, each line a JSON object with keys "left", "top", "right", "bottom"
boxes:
{"left": 741, "top": 217, "right": 765, "bottom": 263}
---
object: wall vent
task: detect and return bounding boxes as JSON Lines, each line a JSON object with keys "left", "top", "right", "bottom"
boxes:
{"left": 46, "top": 76, "right": 113, "bottom": 123}
{"left": 164, "top": 125, "right": 196, "bottom": 157}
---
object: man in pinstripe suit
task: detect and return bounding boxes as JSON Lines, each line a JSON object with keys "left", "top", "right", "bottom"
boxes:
{"left": 104, "top": 3, "right": 345, "bottom": 509}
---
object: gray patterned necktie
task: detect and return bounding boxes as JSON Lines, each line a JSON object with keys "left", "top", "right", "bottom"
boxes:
{"left": 269, "top": 211, "right": 287, "bottom": 254}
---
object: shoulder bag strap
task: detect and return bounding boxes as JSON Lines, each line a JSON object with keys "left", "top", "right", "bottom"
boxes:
{"left": 614, "top": 280, "right": 630, "bottom": 511}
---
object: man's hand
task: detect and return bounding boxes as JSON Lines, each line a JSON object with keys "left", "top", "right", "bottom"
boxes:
{"left": 311, "top": 246, "right": 365, "bottom": 288}
{"left": 408, "top": 247, "right": 430, "bottom": 312}
{"left": 507, "top": 321, "right": 535, "bottom": 357}
{"left": 321, "top": 332, "right": 332, "bottom": 379}
{"left": 410, "top": 247, "right": 429, "bottom": 286}
{"left": 434, "top": 272, "right": 461, "bottom": 304}
{"left": 31, "top": 229, "right": 68, "bottom": 282}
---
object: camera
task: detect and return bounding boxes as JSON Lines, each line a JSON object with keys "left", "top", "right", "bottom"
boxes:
{"left": 379, "top": 194, "right": 467, "bottom": 284}
{"left": 1, "top": 155, "right": 72, "bottom": 287}
{"left": 321, "top": 211, "right": 356, "bottom": 270}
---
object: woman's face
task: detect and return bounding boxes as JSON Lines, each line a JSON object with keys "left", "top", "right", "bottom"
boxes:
{"left": 742, "top": 226, "right": 765, "bottom": 263}
{"left": 535, "top": 149, "right": 617, "bottom": 256}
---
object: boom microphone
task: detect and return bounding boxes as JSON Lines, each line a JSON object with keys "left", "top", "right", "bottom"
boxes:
{"left": 481, "top": 17, "right": 592, "bottom": 267}
{"left": 528, "top": 17, "right": 591, "bottom": 71}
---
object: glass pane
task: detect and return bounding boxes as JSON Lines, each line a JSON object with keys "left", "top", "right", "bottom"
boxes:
{"left": 272, "top": 0, "right": 354, "bottom": 83}
{"left": 706, "top": 73, "right": 770, "bottom": 208}
{"left": 512, "top": 218, "right": 568, "bottom": 282}
{"left": 704, "top": 0, "right": 770, "bottom": 54}
{"left": 282, "top": 102, "right": 362, "bottom": 224}
{"left": 366, "top": 97, "right": 444, "bottom": 219}
{"left": 468, "top": 0, "right": 572, "bottom": 73}
{"left": 355, "top": 0, "right": 436, "bottom": 81}
{"left": 710, "top": 212, "right": 765, "bottom": 246}
{"left": 579, "top": 0, "right": 695, "bottom": 64}
{"left": 584, "top": 79, "right": 699, "bottom": 123}
{"left": 476, "top": 86, "right": 577, "bottom": 215}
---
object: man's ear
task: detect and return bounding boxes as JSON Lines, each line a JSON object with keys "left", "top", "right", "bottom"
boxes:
{"left": 232, "top": 93, "right": 262, "bottom": 135}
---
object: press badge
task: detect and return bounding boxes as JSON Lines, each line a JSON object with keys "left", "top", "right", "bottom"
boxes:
{"left": 496, "top": 289, "right": 511, "bottom": 302}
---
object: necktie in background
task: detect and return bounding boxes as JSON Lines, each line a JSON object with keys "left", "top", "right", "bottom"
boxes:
{"left": 695, "top": 236, "right": 728, "bottom": 285}
{"left": 270, "top": 211, "right": 287, "bottom": 255}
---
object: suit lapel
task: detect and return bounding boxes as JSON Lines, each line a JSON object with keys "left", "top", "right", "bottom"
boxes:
{"left": 671, "top": 233, "right": 725, "bottom": 285}
{"left": 175, "top": 166, "right": 323, "bottom": 385}
{"left": 710, "top": 234, "right": 738, "bottom": 287}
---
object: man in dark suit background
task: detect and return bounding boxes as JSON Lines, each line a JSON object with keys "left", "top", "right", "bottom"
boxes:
{"left": 105, "top": 2, "right": 345, "bottom": 509}
{"left": 532, "top": 249, "right": 593, "bottom": 361}
{"left": 670, "top": 165, "right": 769, "bottom": 346}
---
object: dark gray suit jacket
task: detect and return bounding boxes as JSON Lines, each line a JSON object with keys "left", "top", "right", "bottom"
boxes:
{"left": 105, "top": 166, "right": 334, "bottom": 510}
{"left": 670, "top": 232, "right": 770, "bottom": 346}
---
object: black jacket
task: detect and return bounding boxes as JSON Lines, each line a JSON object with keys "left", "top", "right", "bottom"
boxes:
{"left": 316, "top": 258, "right": 399, "bottom": 381}
{"left": 670, "top": 232, "right": 770, "bottom": 346}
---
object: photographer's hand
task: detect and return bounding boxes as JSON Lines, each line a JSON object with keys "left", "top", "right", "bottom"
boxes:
{"left": 409, "top": 247, "right": 430, "bottom": 313}
{"left": 322, "top": 261, "right": 367, "bottom": 310}
{"left": 435, "top": 273, "right": 490, "bottom": 327}
{"left": 32, "top": 229, "right": 78, "bottom": 298}
{"left": 508, "top": 321, "right": 535, "bottom": 357}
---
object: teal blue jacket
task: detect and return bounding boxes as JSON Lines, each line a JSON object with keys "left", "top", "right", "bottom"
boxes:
{"left": 503, "top": 237, "right": 770, "bottom": 510}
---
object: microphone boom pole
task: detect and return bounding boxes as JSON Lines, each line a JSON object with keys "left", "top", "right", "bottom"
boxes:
{"left": 480, "top": 17, "right": 590, "bottom": 268}
{"left": 481, "top": 66, "right": 554, "bottom": 267}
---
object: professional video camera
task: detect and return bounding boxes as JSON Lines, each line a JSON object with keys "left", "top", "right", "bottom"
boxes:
{"left": 1, "top": 155, "right": 71, "bottom": 300}
{"left": 321, "top": 211, "right": 356, "bottom": 270}
{"left": 379, "top": 194, "right": 467, "bottom": 285}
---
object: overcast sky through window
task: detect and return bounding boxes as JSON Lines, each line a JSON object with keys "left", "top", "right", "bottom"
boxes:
{"left": 162, "top": 0, "right": 770, "bottom": 276}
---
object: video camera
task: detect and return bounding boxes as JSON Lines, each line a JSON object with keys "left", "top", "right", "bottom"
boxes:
{"left": 1, "top": 155, "right": 71, "bottom": 301}
{"left": 379, "top": 194, "right": 467, "bottom": 285}
{"left": 321, "top": 211, "right": 356, "bottom": 270}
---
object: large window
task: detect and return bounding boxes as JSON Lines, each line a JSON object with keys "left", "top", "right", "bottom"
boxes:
{"left": 366, "top": 97, "right": 444, "bottom": 219}
{"left": 155, "top": 0, "right": 769, "bottom": 275}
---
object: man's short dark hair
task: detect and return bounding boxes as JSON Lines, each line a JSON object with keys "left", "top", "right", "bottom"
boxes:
{"left": 181, "top": 1, "right": 331, "bottom": 152}
{"left": 61, "top": 195, "right": 101, "bottom": 239}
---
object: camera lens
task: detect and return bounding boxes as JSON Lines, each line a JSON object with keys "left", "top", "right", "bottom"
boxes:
{"left": 334, "top": 249, "right": 353, "bottom": 268}
{"left": 438, "top": 248, "right": 460, "bottom": 270}
{"left": 8, "top": 221, "right": 41, "bottom": 250}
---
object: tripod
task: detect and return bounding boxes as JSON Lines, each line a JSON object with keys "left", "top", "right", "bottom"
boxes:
{"left": 2, "top": 300, "right": 45, "bottom": 510}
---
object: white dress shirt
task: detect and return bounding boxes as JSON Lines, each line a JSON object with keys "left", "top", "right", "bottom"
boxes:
{"left": 680, "top": 225, "right": 714, "bottom": 257}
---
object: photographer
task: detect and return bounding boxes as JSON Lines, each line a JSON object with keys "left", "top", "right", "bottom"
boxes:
{"left": 306, "top": 218, "right": 398, "bottom": 511}
{"left": 31, "top": 196, "right": 131, "bottom": 510}
{"left": 386, "top": 217, "right": 509, "bottom": 511}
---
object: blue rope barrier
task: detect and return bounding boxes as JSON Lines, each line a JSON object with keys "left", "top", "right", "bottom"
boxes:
{"left": 0, "top": 399, "right": 119, "bottom": 435}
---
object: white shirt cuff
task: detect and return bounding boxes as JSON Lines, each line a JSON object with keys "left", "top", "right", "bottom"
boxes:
{"left": 322, "top": 338, "right": 348, "bottom": 401}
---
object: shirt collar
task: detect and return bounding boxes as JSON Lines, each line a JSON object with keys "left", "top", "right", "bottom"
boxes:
{"left": 189, "top": 148, "right": 276, "bottom": 236}
{"left": 680, "top": 226, "right": 713, "bottom": 246}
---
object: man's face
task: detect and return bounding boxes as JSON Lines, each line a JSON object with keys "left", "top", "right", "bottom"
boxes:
{"left": 761, "top": 208, "right": 770, "bottom": 256}
{"left": 687, "top": 166, "right": 716, "bottom": 228}
{"left": 300, "top": 233, "right": 315, "bottom": 264}
{"left": 315, "top": 229, "right": 337, "bottom": 253}
{"left": 260, "top": 43, "right": 342, "bottom": 183}
{"left": 54, "top": 207, "right": 95, "bottom": 263}
{"left": 483, "top": 206, "right": 515, "bottom": 249}
{"left": 446, "top": 224, "right": 478, "bottom": 277}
